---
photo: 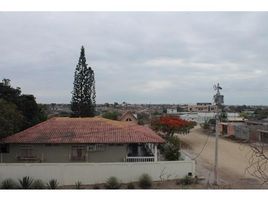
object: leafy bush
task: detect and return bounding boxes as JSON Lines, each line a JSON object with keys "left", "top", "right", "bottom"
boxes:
{"left": 1, "top": 179, "right": 17, "bottom": 189}
{"left": 138, "top": 174, "right": 152, "bottom": 189}
{"left": 126, "top": 182, "right": 135, "bottom": 189}
{"left": 18, "top": 176, "right": 33, "bottom": 189}
{"left": 32, "top": 179, "right": 45, "bottom": 189}
{"left": 161, "top": 136, "right": 181, "bottom": 161}
{"left": 202, "top": 121, "right": 210, "bottom": 129}
{"left": 105, "top": 177, "right": 121, "bottom": 189}
{"left": 47, "top": 179, "right": 58, "bottom": 189}
{"left": 102, "top": 111, "right": 120, "bottom": 120}
{"left": 177, "top": 175, "right": 194, "bottom": 185}
{"left": 75, "top": 181, "right": 82, "bottom": 189}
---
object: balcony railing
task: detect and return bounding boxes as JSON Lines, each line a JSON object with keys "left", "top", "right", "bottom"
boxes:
{"left": 125, "top": 156, "right": 155, "bottom": 162}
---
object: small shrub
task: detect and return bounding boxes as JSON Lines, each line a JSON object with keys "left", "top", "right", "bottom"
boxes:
{"left": 126, "top": 182, "right": 135, "bottom": 189}
{"left": 202, "top": 121, "right": 210, "bottom": 129}
{"left": 1, "top": 179, "right": 17, "bottom": 189}
{"left": 138, "top": 174, "right": 152, "bottom": 189}
{"left": 75, "top": 181, "right": 82, "bottom": 189}
{"left": 179, "top": 175, "right": 194, "bottom": 185}
{"left": 164, "top": 136, "right": 181, "bottom": 160}
{"left": 193, "top": 176, "right": 199, "bottom": 184}
{"left": 105, "top": 177, "right": 121, "bottom": 189}
{"left": 32, "top": 179, "right": 45, "bottom": 189}
{"left": 18, "top": 176, "right": 33, "bottom": 189}
{"left": 47, "top": 179, "right": 58, "bottom": 189}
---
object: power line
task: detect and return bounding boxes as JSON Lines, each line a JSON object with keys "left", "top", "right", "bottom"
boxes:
{"left": 192, "top": 129, "right": 212, "bottom": 160}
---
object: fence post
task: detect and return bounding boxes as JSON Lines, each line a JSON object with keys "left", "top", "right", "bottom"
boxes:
{"left": 154, "top": 145, "right": 157, "bottom": 162}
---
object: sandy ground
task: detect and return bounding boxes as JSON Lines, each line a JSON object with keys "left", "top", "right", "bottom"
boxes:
{"left": 177, "top": 125, "right": 268, "bottom": 189}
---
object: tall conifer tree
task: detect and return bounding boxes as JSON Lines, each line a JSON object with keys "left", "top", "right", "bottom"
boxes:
{"left": 71, "top": 46, "right": 96, "bottom": 117}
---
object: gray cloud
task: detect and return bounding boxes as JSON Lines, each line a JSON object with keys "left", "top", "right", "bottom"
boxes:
{"left": 0, "top": 12, "right": 268, "bottom": 105}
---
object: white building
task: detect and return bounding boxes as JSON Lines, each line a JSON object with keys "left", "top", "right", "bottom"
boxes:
{"left": 167, "top": 108, "right": 178, "bottom": 114}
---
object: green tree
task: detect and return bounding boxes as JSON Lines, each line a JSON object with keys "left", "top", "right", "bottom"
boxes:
{"left": 37, "top": 104, "right": 48, "bottom": 122}
{"left": 113, "top": 102, "right": 119, "bottom": 108}
{"left": 0, "top": 80, "right": 21, "bottom": 103}
{"left": 102, "top": 111, "right": 119, "bottom": 120}
{"left": 16, "top": 94, "right": 40, "bottom": 129}
{"left": 160, "top": 136, "right": 181, "bottom": 161}
{"left": 254, "top": 108, "right": 268, "bottom": 120}
{"left": 137, "top": 112, "right": 150, "bottom": 125}
{"left": 71, "top": 46, "right": 96, "bottom": 117}
{"left": 151, "top": 116, "right": 195, "bottom": 138}
{"left": 219, "top": 111, "right": 228, "bottom": 122}
{"left": 0, "top": 99, "right": 24, "bottom": 138}
{"left": 0, "top": 79, "right": 47, "bottom": 137}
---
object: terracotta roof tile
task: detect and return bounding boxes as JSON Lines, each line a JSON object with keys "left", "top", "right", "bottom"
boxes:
{"left": 2, "top": 117, "right": 165, "bottom": 144}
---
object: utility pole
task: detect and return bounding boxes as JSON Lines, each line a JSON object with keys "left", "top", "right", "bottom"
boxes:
{"left": 213, "top": 83, "right": 224, "bottom": 185}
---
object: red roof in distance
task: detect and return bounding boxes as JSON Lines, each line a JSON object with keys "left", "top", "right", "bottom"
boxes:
{"left": 2, "top": 117, "right": 165, "bottom": 144}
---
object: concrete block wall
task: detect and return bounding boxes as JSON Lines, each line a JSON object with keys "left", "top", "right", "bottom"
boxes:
{"left": 0, "top": 161, "right": 195, "bottom": 185}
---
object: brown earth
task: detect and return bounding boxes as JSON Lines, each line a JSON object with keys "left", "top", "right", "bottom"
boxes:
{"left": 177, "top": 125, "right": 268, "bottom": 189}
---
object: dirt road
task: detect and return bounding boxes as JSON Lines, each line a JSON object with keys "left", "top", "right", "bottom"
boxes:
{"left": 177, "top": 125, "right": 267, "bottom": 188}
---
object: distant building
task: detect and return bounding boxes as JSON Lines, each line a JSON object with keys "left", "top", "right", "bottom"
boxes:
{"left": 187, "top": 103, "right": 217, "bottom": 112}
{"left": 119, "top": 111, "right": 138, "bottom": 124}
{"left": 217, "top": 122, "right": 249, "bottom": 140}
{"left": 246, "top": 119, "right": 268, "bottom": 143}
{"left": 217, "top": 118, "right": 268, "bottom": 143}
{"left": 258, "top": 129, "right": 268, "bottom": 143}
{"left": 167, "top": 108, "right": 178, "bottom": 114}
{"left": 196, "top": 103, "right": 212, "bottom": 106}
{"left": 181, "top": 112, "right": 240, "bottom": 124}
{"left": 181, "top": 112, "right": 216, "bottom": 123}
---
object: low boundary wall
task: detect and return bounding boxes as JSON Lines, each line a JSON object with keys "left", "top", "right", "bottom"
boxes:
{"left": 0, "top": 161, "right": 195, "bottom": 185}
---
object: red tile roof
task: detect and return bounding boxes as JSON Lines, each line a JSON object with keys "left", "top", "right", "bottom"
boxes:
{"left": 2, "top": 117, "right": 165, "bottom": 144}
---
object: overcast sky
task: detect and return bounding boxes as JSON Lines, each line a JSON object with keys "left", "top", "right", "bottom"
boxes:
{"left": 0, "top": 12, "right": 268, "bottom": 105}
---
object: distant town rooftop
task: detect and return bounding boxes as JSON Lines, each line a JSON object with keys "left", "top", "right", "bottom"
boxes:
{"left": 196, "top": 103, "right": 212, "bottom": 105}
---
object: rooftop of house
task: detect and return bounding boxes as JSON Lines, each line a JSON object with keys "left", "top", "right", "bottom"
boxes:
{"left": 2, "top": 117, "right": 164, "bottom": 144}
{"left": 258, "top": 129, "right": 268, "bottom": 133}
{"left": 119, "top": 111, "right": 137, "bottom": 120}
{"left": 246, "top": 119, "right": 268, "bottom": 125}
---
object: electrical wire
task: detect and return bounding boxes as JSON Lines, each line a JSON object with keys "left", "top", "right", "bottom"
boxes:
{"left": 191, "top": 130, "right": 212, "bottom": 160}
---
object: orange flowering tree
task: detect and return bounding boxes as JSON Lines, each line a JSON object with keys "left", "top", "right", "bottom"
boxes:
{"left": 151, "top": 116, "right": 195, "bottom": 138}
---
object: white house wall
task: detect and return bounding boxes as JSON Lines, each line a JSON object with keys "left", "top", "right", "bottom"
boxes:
{"left": 1, "top": 144, "right": 128, "bottom": 163}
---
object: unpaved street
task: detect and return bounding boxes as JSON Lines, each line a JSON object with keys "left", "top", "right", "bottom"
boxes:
{"left": 177, "top": 125, "right": 268, "bottom": 188}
